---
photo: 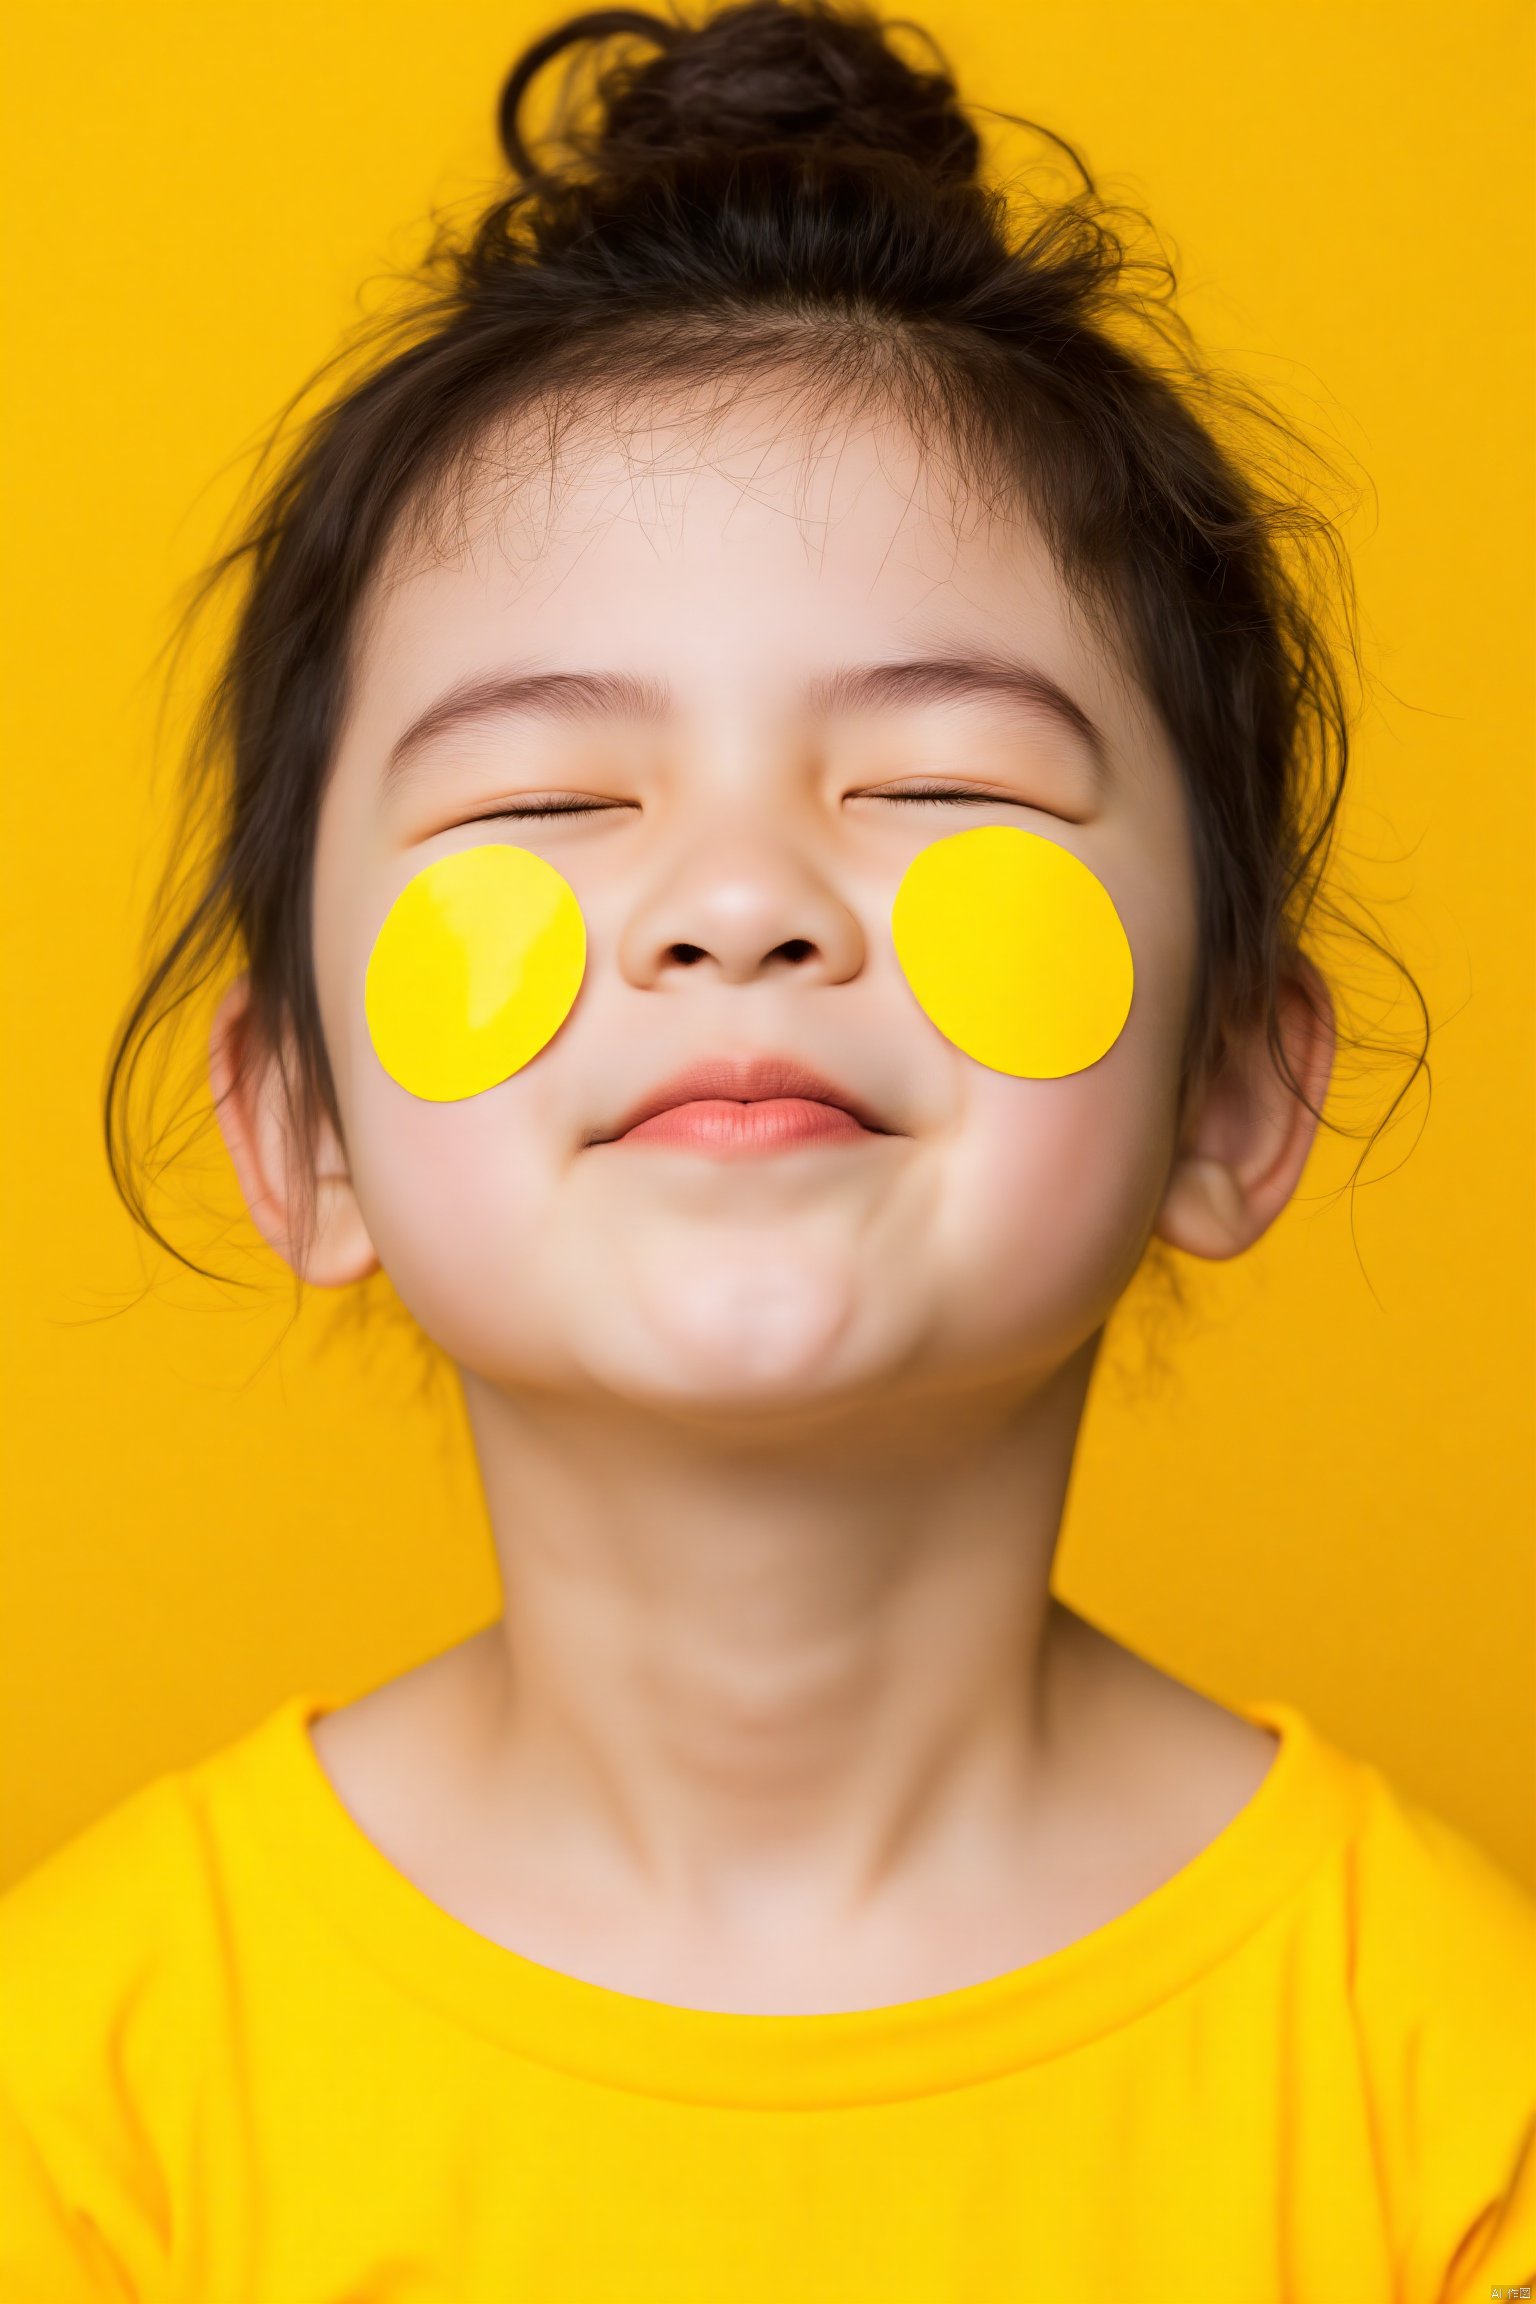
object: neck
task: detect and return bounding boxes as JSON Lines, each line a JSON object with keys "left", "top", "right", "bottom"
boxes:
{"left": 455, "top": 1339, "right": 1101, "bottom": 1932}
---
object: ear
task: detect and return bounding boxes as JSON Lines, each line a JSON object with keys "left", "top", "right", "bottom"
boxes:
{"left": 208, "top": 977, "right": 380, "bottom": 1287}
{"left": 1153, "top": 958, "right": 1336, "bottom": 1260}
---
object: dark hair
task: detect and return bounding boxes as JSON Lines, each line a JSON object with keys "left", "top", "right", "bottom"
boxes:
{"left": 104, "top": 0, "right": 1427, "bottom": 1289}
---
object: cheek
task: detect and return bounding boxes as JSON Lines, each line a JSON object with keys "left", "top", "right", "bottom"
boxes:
{"left": 338, "top": 1072, "right": 567, "bottom": 1365}
{"left": 915, "top": 833, "right": 1193, "bottom": 1346}
{"left": 934, "top": 1027, "right": 1182, "bottom": 1355}
{"left": 318, "top": 839, "right": 588, "bottom": 1366}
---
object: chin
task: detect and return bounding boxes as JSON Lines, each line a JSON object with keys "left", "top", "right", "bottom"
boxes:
{"left": 560, "top": 1250, "right": 894, "bottom": 1419}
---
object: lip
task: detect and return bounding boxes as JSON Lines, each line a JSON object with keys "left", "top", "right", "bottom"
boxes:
{"left": 588, "top": 1055, "right": 897, "bottom": 1149}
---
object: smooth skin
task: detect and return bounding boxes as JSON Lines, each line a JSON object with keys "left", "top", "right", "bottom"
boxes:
{"left": 210, "top": 380, "right": 1334, "bottom": 2015}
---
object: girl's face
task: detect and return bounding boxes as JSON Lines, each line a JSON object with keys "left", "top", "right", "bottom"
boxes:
{"left": 307, "top": 390, "right": 1201, "bottom": 1415}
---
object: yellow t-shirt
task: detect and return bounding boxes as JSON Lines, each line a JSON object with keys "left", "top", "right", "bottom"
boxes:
{"left": 1, "top": 1689, "right": 1532, "bottom": 2302}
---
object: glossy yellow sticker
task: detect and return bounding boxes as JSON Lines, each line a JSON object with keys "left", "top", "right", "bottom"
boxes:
{"left": 891, "top": 824, "right": 1133, "bottom": 1078}
{"left": 365, "top": 844, "right": 586, "bottom": 1102}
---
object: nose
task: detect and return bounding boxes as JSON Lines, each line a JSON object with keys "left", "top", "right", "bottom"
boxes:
{"left": 616, "top": 823, "right": 867, "bottom": 992}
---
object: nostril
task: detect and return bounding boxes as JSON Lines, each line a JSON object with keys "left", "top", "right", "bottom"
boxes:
{"left": 658, "top": 937, "right": 819, "bottom": 970}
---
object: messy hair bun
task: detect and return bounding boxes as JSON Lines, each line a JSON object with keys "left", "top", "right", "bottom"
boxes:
{"left": 497, "top": 0, "right": 985, "bottom": 188}
{"left": 105, "top": 0, "right": 1425, "bottom": 1282}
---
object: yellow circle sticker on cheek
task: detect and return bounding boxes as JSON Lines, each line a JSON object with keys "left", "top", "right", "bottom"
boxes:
{"left": 891, "top": 823, "right": 1133, "bottom": 1078}
{"left": 364, "top": 844, "right": 587, "bottom": 1102}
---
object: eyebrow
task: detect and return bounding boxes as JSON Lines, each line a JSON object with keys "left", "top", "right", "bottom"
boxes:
{"left": 382, "top": 653, "right": 1109, "bottom": 788}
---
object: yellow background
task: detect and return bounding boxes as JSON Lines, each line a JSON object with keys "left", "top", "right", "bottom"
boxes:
{"left": 1, "top": 1, "right": 1531, "bottom": 1892}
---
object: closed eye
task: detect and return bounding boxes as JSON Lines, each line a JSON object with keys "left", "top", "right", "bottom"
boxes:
{"left": 461, "top": 798, "right": 632, "bottom": 822}
{"left": 856, "top": 784, "right": 1076, "bottom": 815}
{"left": 868, "top": 786, "right": 1013, "bottom": 804}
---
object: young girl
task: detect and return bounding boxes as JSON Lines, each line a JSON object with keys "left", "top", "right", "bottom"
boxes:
{"left": 3, "top": 1, "right": 1531, "bottom": 2295}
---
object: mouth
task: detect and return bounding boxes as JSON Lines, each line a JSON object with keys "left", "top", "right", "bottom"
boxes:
{"left": 587, "top": 1055, "right": 898, "bottom": 1156}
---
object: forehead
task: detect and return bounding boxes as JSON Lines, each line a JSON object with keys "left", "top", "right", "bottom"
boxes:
{"left": 347, "top": 377, "right": 1156, "bottom": 754}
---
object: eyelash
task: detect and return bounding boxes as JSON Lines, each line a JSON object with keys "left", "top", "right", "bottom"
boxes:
{"left": 864, "top": 786, "right": 1023, "bottom": 807}
{"left": 475, "top": 801, "right": 616, "bottom": 819}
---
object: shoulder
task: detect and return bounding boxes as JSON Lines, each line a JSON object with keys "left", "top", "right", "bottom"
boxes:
{"left": 1064, "top": 1625, "right": 1536, "bottom": 2281}
{"left": 1347, "top": 1760, "right": 1536, "bottom": 2109}
{"left": 0, "top": 1763, "right": 221, "bottom": 2108}
{"left": 1345, "top": 1754, "right": 1536, "bottom": 2012}
{"left": 1321, "top": 1745, "right": 1536, "bottom": 2292}
{"left": 0, "top": 1696, "right": 310, "bottom": 2161}
{"left": 0, "top": 1761, "right": 230, "bottom": 2293}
